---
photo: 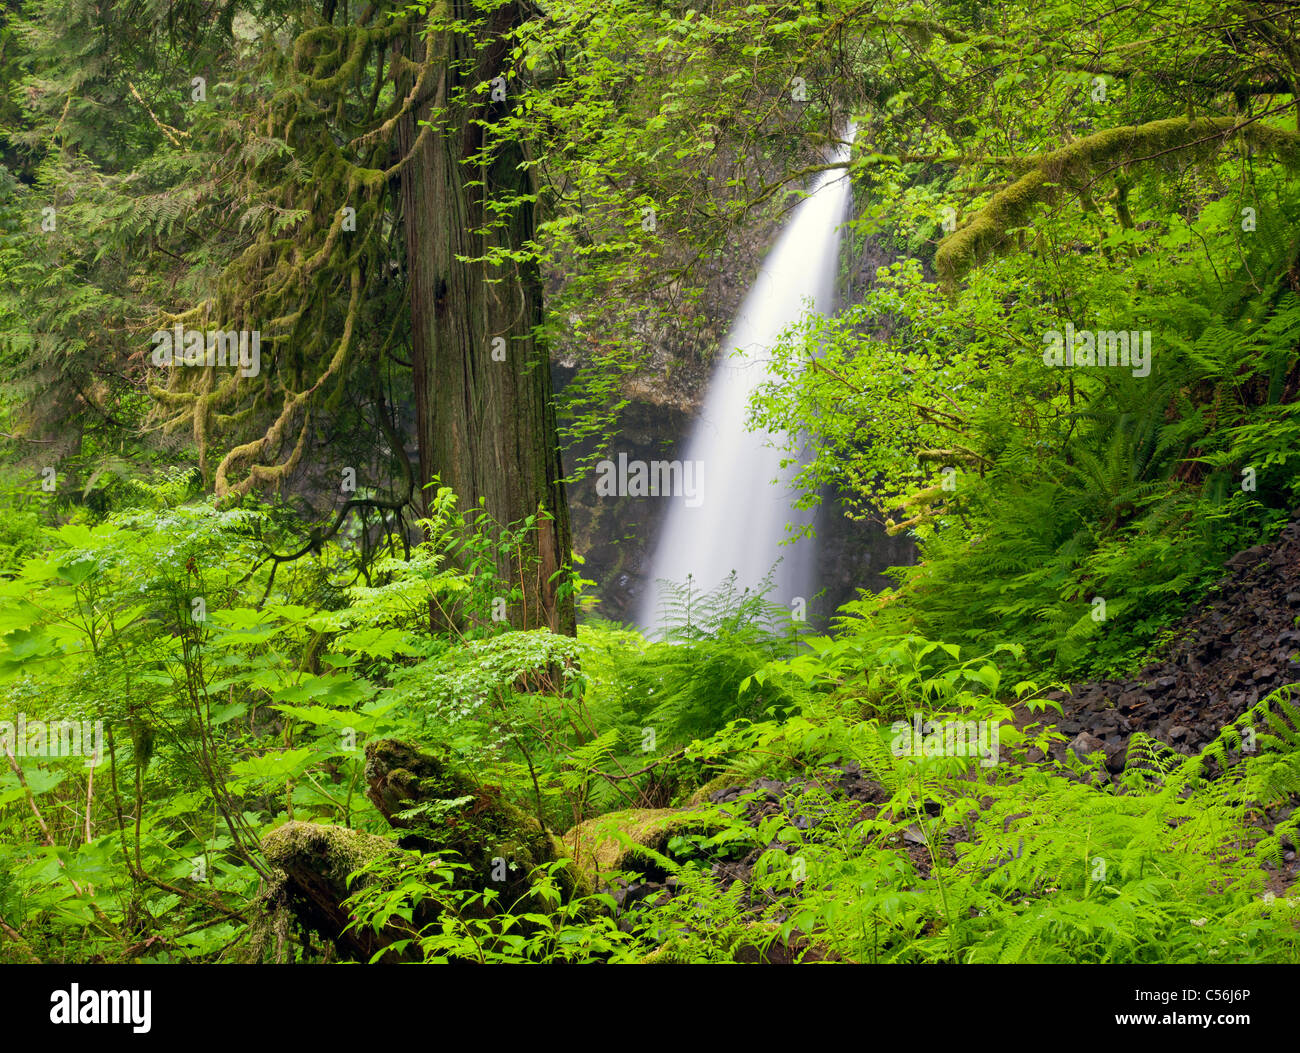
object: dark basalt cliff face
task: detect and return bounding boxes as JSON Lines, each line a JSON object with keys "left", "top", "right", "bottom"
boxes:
{"left": 559, "top": 389, "right": 695, "bottom": 624}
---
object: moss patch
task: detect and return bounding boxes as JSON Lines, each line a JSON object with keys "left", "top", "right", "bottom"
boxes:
{"left": 262, "top": 819, "right": 398, "bottom": 884}
{"left": 562, "top": 806, "right": 725, "bottom": 884}
{"left": 684, "top": 774, "right": 742, "bottom": 806}
{"left": 363, "top": 738, "right": 560, "bottom": 897}
{"left": 259, "top": 820, "right": 406, "bottom": 962}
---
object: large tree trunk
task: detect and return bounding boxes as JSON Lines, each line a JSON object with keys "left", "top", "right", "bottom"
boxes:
{"left": 399, "top": 3, "right": 575, "bottom": 636}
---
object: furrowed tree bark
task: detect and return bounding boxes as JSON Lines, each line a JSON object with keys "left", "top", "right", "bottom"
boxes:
{"left": 399, "top": 3, "right": 576, "bottom": 636}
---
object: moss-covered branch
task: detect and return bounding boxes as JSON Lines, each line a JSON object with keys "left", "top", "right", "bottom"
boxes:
{"left": 935, "top": 115, "right": 1300, "bottom": 284}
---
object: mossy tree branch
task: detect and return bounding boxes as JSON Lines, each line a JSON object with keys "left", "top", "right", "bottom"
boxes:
{"left": 936, "top": 115, "right": 1300, "bottom": 285}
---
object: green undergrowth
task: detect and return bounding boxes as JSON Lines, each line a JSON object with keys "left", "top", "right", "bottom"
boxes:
{"left": 336, "top": 623, "right": 1300, "bottom": 963}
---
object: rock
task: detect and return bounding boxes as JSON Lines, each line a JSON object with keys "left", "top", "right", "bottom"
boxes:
{"left": 688, "top": 773, "right": 746, "bottom": 805}
{"left": 731, "top": 924, "right": 842, "bottom": 963}
{"left": 1226, "top": 545, "right": 1269, "bottom": 569}
{"left": 1068, "top": 732, "right": 1106, "bottom": 760}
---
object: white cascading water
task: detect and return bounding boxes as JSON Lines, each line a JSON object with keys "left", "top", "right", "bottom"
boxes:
{"left": 637, "top": 139, "right": 853, "bottom": 634}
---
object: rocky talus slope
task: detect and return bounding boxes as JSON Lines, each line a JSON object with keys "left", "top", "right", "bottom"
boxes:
{"left": 1034, "top": 512, "right": 1300, "bottom": 771}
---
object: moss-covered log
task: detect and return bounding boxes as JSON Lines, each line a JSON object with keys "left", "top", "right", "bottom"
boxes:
{"left": 261, "top": 821, "right": 412, "bottom": 963}
{"left": 258, "top": 739, "right": 594, "bottom": 960}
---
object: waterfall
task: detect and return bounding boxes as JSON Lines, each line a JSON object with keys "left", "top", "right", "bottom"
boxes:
{"left": 636, "top": 140, "right": 853, "bottom": 634}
